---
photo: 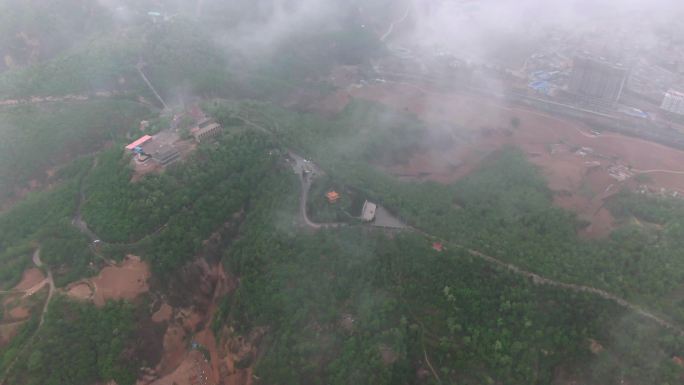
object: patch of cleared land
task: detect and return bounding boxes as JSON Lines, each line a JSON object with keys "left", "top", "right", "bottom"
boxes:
{"left": 152, "top": 303, "right": 173, "bottom": 323}
{"left": 14, "top": 268, "right": 45, "bottom": 291}
{"left": 66, "top": 255, "right": 150, "bottom": 306}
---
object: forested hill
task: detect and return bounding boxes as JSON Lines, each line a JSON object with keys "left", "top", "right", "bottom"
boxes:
{"left": 2, "top": 1, "right": 684, "bottom": 384}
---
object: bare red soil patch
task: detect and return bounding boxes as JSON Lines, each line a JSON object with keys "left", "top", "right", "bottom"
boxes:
{"left": 65, "top": 255, "right": 149, "bottom": 307}
{"left": 8, "top": 306, "right": 29, "bottom": 320}
{"left": 347, "top": 82, "right": 684, "bottom": 237}
{"left": 13, "top": 268, "right": 45, "bottom": 291}
{"left": 66, "top": 282, "right": 94, "bottom": 301}
{"left": 152, "top": 303, "right": 173, "bottom": 323}
{"left": 131, "top": 158, "right": 163, "bottom": 182}
{"left": 92, "top": 255, "right": 150, "bottom": 307}
{"left": 157, "top": 324, "right": 188, "bottom": 376}
{"left": 150, "top": 350, "right": 213, "bottom": 385}
{"left": 144, "top": 262, "right": 251, "bottom": 385}
{"left": 0, "top": 321, "right": 24, "bottom": 347}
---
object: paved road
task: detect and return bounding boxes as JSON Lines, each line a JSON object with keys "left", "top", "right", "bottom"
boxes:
{"left": 289, "top": 152, "right": 345, "bottom": 229}
{"left": 299, "top": 174, "right": 322, "bottom": 229}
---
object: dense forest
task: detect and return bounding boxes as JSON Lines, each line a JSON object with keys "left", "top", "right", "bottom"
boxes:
{"left": 38, "top": 222, "right": 93, "bottom": 287}
{"left": 0, "top": 100, "right": 150, "bottom": 203}
{"left": 0, "top": 179, "right": 80, "bottom": 288}
{"left": 4, "top": 296, "right": 137, "bottom": 385}
{"left": 239, "top": 100, "right": 684, "bottom": 325}
{"left": 216, "top": 161, "right": 684, "bottom": 385}
{"left": 82, "top": 130, "right": 282, "bottom": 273}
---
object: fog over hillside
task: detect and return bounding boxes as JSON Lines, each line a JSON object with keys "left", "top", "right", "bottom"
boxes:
{"left": 4, "top": 1, "right": 684, "bottom": 385}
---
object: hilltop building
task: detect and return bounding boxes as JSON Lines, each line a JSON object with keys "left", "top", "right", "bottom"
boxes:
{"left": 152, "top": 146, "right": 180, "bottom": 166}
{"left": 125, "top": 135, "right": 153, "bottom": 151}
{"left": 192, "top": 118, "right": 223, "bottom": 143}
{"left": 568, "top": 56, "right": 628, "bottom": 108}
{"left": 140, "top": 131, "right": 181, "bottom": 166}
{"left": 326, "top": 191, "right": 341, "bottom": 204}
{"left": 361, "top": 201, "right": 377, "bottom": 222}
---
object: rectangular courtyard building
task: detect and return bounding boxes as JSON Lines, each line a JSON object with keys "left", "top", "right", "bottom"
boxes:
{"left": 192, "top": 118, "right": 223, "bottom": 143}
{"left": 152, "top": 146, "right": 180, "bottom": 166}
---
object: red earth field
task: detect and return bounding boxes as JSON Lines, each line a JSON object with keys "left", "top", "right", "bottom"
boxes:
{"left": 13, "top": 268, "right": 45, "bottom": 291}
{"left": 66, "top": 255, "right": 150, "bottom": 306}
{"left": 144, "top": 262, "right": 255, "bottom": 385}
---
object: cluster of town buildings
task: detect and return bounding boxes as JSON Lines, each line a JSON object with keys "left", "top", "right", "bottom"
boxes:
{"left": 367, "top": 8, "right": 684, "bottom": 126}
{"left": 517, "top": 23, "right": 684, "bottom": 120}
{"left": 125, "top": 110, "right": 223, "bottom": 167}
{"left": 522, "top": 51, "right": 684, "bottom": 119}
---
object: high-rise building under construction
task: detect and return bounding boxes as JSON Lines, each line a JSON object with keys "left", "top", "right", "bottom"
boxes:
{"left": 568, "top": 56, "right": 628, "bottom": 109}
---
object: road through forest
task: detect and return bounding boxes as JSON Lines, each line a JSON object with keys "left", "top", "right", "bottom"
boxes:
{"left": 0, "top": 248, "right": 54, "bottom": 385}
{"left": 233, "top": 70, "right": 679, "bottom": 332}
{"left": 293, "top": 156, "right": 684, "bottom": 336}
{"left": 237, "top": 109, "right": 684, "bottom": 335}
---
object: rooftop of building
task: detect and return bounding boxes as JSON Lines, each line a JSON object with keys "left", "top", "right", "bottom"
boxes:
{"left": 666, "top": 89, "right": 684, "bottom": 98}
{"left": 573, "top": 55, "right": 628, "bottom": 71}
{"left": 125, "top": 135, "right": 153, "bottom": 150}
{"left": 197, "top": 117, "right": 215, "bottom": 129}
{"left": 361, "top": 200, "right": 377, "bottom": 222}
{"left": 141, "top": 130, "right": 179, "bottom": 154}
{"left": 326, "top": 191, "right": 341, "bottom": 203}
{"left": 195, "top": 122, "right": 222, "bottom": 135}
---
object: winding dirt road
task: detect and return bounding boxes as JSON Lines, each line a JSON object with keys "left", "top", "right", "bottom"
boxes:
{"left": 634, "top": 169, "right": 684, "bottom": 176}
{"left": 31, "top": 249, "right": 54, "bottom": 327}
{"left": 72, "top": 161, "right": 99, "bottom": 243}
{"left": 290, "top": 152, "right": 345, "bottom": 229}
{"left": 463, "top": 247, "right": 684, "bottom": 335}
{"left": 0, "top": 248, "right": 54, "bottom": 385}
{"left": 380, "top": 5, "right": 411, "bottom": 42}
{"left": 71, "top": 159, "right": 167, "bottom": 251}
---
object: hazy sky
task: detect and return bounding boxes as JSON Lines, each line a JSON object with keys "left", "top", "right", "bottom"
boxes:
{"left": 90, "top": 0, "right": 684, "bottom": 67}
{"left": 394, "top": 0, "right": 684, "bottom": 64}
